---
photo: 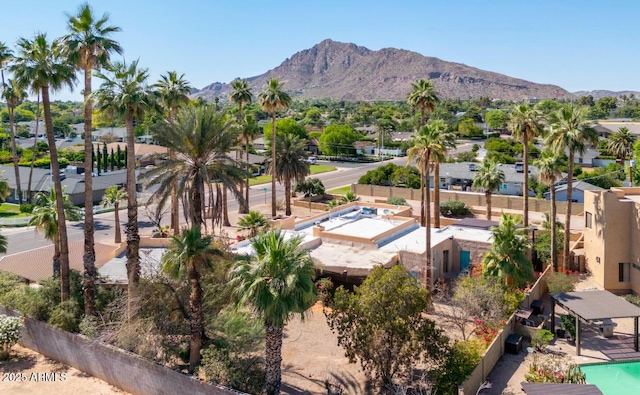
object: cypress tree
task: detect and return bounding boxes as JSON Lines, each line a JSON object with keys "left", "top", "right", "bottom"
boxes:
{"left": 124, "top": 146, "right": 128, "bottom": 168}
{"left": 110, "top": 147, "right": 115, "bottom": 171}
{"left": 103, "top": 143, "right": 108, "bottom": 172}
{"left": 96, "top": 148, "right": 101, "bottom": 175}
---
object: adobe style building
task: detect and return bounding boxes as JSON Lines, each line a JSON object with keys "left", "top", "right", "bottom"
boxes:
{"left": 583, "top": 188, "right": 640, "bottom": 294}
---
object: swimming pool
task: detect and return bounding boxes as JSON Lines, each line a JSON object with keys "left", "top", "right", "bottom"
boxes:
{"left": 582, "top": 361, "right": 640, "bottom": 395}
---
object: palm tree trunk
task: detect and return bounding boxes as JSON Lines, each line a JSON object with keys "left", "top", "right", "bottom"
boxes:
{"left": 53, "top": 235, "right": 60, "bottom": 277}
{"left": 83, "top": 66, "right": 97, "bottom": 317}
{"left": 188, "top": 263, "right": 204, "bottom": 374}
{"left": 192, "top": 174, "right": 204, "bottom": 228}
{"left": 419, "top": 172, "right": 425, "bottom": 226}
{"left": 485, "top": 191, "right": 492, "bottom": 221}
{"left": 8, "top": 106, "right": 22, "bottom": 203}
{"left": 285, "top": 177, "right": 291, "bottom": 216}
{"left": 244, "top": 142, "right": 251, "bottom": 214}
{"left": 424, "top": 156, "right": 432, "bottom": 289}
{"left": 27, "top": 92, "right": 40, "bottom": 204}
{"left": 271, "top": 113, "right": 277, "bottom": 218}
{"left": 550, "top": 184, "right": 557, "bottom": 271}
{"left": 420, "top": 107, "right": 425, "bottom": 127}
{"left": 42, "top": 85, "right": 70, "bottom": 302}
{"left": 265, "top": 323, "right": 284, "bottom": 395}
{"left": 523, "top": 135, "right": 529, "bottom": 229}
{"left": 434, "top": 161, "right": 441, "bottom": 228}
{"left": 170, "top": 149, "right": 180, "bottom": 235}
{"left": 114, "top": 202, "right": 121, "bottom": 244}
{"left": 125, "top": 108, "right": 140, "bottom": 319}
{"left": 563, "top": 151, "right": 574, "bottom": 272}
{"left": 222, "top": 186, "right": 230, "bottom": 226}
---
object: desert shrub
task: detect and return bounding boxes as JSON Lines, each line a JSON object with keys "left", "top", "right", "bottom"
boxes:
{"left": 431, "top": 339, "right": 483, "bottom": 395}
{"left": 624, "top": 294, "right": 640, "bottom": 307}
{"left": 545, "top": 271, "right": 578, "bottom": 293}
{"left": 386, "top": 196, "right": 407, "bottom": 206}
{"left": 316, "top": 277, "right": 334, "bottom": 304}
{"left": 531, "top": 329, "right": 554, "bottom": 351}
{"left": 19, "top": 203, "right": 35, "bottom": 213}
{"left": 439, "top": 201, "right": 471, "bottom": 217}
{"left": 79, "top": 315, "right": 100, "bottom": 339}
{"left": 39, "top": 270, "right": 85, "bottom": 312}
{"left": 0, "top": 286, "right": 52, "bottom": 321}
{"left": 0, "top": 315, "right": 22, "bottom": 360}
{"left": 48, "top": 300, "right": 81, "bottom": 332}
{"left": 0, "top": 270, "right": 22, "bottom": 295}
{"left": 525, "top": 355, "right": 585, "bottom": 383}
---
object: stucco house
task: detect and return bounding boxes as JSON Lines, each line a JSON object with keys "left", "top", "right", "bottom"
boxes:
{"left": 432, "top": 162, "right": 539, "bottom": 196}
{"left": 544, "top": 180, "right": 604, "bottom": 203}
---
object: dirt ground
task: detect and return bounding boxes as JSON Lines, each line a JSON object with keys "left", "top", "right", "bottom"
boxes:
{"left": 0, "top": 345, "right": 128, "bottom": 395}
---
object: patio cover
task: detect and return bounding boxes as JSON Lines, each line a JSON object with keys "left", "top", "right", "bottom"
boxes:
{"left": 551, "top": 290, "right": 640, "bottom": 355}
{"left": 521, "top": 382, "right": 603, "bottom": 395}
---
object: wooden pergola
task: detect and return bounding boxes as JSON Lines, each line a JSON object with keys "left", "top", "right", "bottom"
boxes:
{"left": 551, "top": 290, "right": 640, "bottom": 356}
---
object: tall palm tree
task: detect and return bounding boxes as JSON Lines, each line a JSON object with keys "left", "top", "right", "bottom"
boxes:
{"left": 29, "top": 188, "right": 81, "bottom": 277}
{"left": 163, "top": 226, "right": 221, "bottom": 373}
{"left": 1, "top": 79, "right": 27, "bottom": 203}
{"left": 142, "top": 105, "right": 246, "bottom": 230}
{"left": 259, "top": 78, "right": 292, "bottom": 218}
{"left": 229, "top": 230, "right": 316, "bottom": 395}
{"left": 429, "top": 119, "right": 456, "bottom": 228}
{"left": 101, "top": 185, "right": 127, "bottom": 243}
{"left": 535, "top": 151, "right": 563, "bottom": 270}
{"left": 407, "top": 79, "right": 439, "bottom": 126}
{"left": 267, "top": 133, "right": 310, "bottom": 216}
{"left": 93, "top": 60, "right": 155, "bottom": 315}
{"left": 406, "top": 123, "right": 447, "bottom": 288}
{"left": 546, "top": 104, "right": 598, "bottom": 270}
{"left": 509, "top": 103, "right": 543, "bottom": 229}
{"left": 0, "top": 41, "right": 12, "bottom": 86}
{"left": 607, "top": 127, "right": 635, "bottom": 184}
{"left": 62, "top": 2, "right": 122, "bottom": 316}
{"left": 230, "top": 79, "right": 253, "bottom": 214}
{"left": 473, "top": 159, "right": 506, "bottom": 221}
{"left": 241, "top": 114, "right": 260, "bottom": 211}
{"left": 154, "top": 71, "right": 191, "bottom": 234}
{"left": 482, "top": 213, "right": 533, "bottom": 288}
{"left": 11, "top": 33, "right": 76, "bottom": 301}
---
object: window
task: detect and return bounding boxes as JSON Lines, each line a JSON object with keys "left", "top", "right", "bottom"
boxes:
{"left": 585, "top": 212, "right": 592, "bottom": 229}
{"left": 443, "top": 250, "right": 449, "bottom": 273}
{"left": 619, "top": 263, "right": 630, "bottom": 282}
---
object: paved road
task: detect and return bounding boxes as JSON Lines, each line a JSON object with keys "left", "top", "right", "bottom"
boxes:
{"left": 2, "top": 157, "right": 406, "bottom": 255}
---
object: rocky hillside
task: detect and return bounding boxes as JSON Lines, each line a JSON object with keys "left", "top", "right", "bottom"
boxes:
{"left": 194, "top": 39, "right": 571, "bottom": 102}
{"left": 573, "top": 90, "right": 640, "bottom": 99}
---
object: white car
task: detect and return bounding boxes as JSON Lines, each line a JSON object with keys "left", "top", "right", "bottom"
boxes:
{"left": 306, "top": 156, "right": 317, "bottom": 164}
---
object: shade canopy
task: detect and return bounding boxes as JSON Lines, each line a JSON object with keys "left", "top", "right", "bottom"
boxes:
{"left": 551, "top": 291, "right": 640, "bottom": 321}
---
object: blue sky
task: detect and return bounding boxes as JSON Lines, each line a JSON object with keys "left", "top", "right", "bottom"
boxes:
{"left": 1, "top": 1, "right": 638, "bottom": 101}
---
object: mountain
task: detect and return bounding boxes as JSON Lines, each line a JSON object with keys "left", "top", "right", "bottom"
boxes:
{"left": 194, "top": 39, "right": 571, "bottom": 102}
{"left": 573, "top": 90, "right": 640, "bottom": 99}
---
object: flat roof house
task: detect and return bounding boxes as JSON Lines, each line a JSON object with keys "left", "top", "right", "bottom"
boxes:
{"left": 433, "top": 162, "right": 540, "bottom": 196}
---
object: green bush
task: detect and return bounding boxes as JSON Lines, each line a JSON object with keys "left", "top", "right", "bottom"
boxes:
{"left": 0, "top": 287, "right": 53, "bottom": 321}
{"left": 431, "top": 339, "right": 483, "bottom": 395}
{"left": 532, "top": 329, "right": 554, "bottom": 351}
{"left": 48, "top": 300, "right": 81, "bottom": 332}
{"left": 561, "top": 315, "right": 576, "bottom": 339}
{"left": 386, "top": 196, "right": 407, "bottom": 206}
{"left": 440, "top": 201, "right": 472, "bottom": 217}
{"left": 0, "top": 315, "right": 22, "bottom": 360}
{"left": 19, "top": 203, "right": 35, "bottom": 213}
{"left": 199, "top": 346, "right": 265, "bottom": 394}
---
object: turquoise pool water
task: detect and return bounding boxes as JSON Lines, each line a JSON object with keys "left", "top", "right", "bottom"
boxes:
{"left": 582, "top": 361, "right": 640, "bottom": 395}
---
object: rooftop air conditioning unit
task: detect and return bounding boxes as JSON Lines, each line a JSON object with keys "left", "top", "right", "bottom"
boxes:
{"left": 468, "top": 163, "right": 477, "bottom": 171}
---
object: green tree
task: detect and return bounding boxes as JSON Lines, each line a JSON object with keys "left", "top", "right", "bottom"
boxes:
{"left": 11, "top": 33, "right": 76, "bottom": 302}
{"left": 482, "top": 213, "right": 533, "bottom": 288}
{"left": 229, "top": 79, "right": 253, "bottom": 214}
{"left": 577, "top": 95, "right": 595, "bottom": 107}
{"left": 238, "top": 210, "right": 269, "bottom": 238}
{"left": 295, "top": 177, "right": 325, "bottom": 212}
{"left": 325, "top": 265, "right": 448, "bottom": 387}
{"left": 407, "top": 79, "right": 439, "bottom": 126}
{"left": 596, "top": 96, "right": 617, "bottom": 114}
{"left": 101, "top": 185, "right": 127, "bottom": 244}
{"left": 485, "top": 109, "right": 509, "bottom": 130}
{"left": 259, "top": 79, "right": 292, "bottom": 218}
{"left": 229, "top": 230, "right": 316, "bottom": 395}
{"left": 267, "top": 133, "right": 310, "bottom": 216}
{"left": 535, "top": 151, "right": 564, "bottom": 270}
{"left": 429, "top": 119, "right": 456, "bottom": 228}
{"left": 473, "top": 159, "right": 506, "bottom": 221}
{"left": 546, "top": 104, "right": 598, "bottom": 270}
{"left": 163, "top": 226, "right": 221, "bottom": 373}
{"left": 29, "top": 188, "right": 81, "bottom": 277}
{"left": 241, "top": 114, "right": 260, "bottom": 211}
{"left": 262, "top": 118, "right": 307, "bottom": 145}
{"left": 1, "top": 79, "right": 27, "bottom": 203}
{"left": 154, "top": 71, "right": 192, "bottom": 233}
{"left": 509, "top": 103, "right": 543, "bottom": 229}
{"left": 93, "top": 60, "right": 155, "bottom": 317}
{"left": 318, "top": 124, "right": 358, "bottom": 155}
{"left": 457, "top": 118, "right": 482, "bottom": 138}
{"left": 607, "top": 127, "right": 635, "bottom": 184}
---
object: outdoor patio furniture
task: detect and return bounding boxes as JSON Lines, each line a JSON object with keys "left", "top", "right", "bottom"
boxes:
{"left": 506, "top": 334, "right": 523, "bottom": 355}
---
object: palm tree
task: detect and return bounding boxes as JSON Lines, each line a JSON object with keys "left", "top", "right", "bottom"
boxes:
{"left": 238, "top": 210, "right": 269, "bottom": 238}
{"left": 230, "top": 79, "right": 253, "bottom": 214}
{"left": 259, "top": 78, "right": 292, "bottom": 218}
{"left": 406, "top": 123, "right": 448, "bottom": 288}
{"left": 29, "top": 188, "right": 81, "bottom": 277}
{"left": 229, "top": 230, "right": 316, "bottom": 395}
{"left": 1, "top": 79, "right": 27, "bottom": 203}
{"left": 101, "top": 185, "right": 127, "bottom": 243}
{"left": 509, "top": 103, "right": 543, "bottom": 229}
{"left": 62, "top": 2, "right": 122, "bottom": 317}
{"left": 27, "top": 92, "right": 41, "bottom": 203}
{"left": 154, "top": 71, "right": 191, "bottom": 234}
{"left": 407, "top": 79, "right": 439, "bottom": 126}
{"left": 163, "top": 226, "right": 221, "bottom": 373}
{"left": 473, "top": 159, "right": 506, "bottom": 221}
{"left": 241, "top": 114, "right": 260, "bottom": 211}
{"left": 11, "top": 33, "right": 76, "bottom": 301}
{"left": 535, "top": 151, "right": 564, "bottom": 270}
{"left": 429, "top": 119, "right": 456, "bottom": 228}
{"left": 93, "top": 60, "right": 155, "bottom": 315}
{"left": 482, "top": 213, "right": 533, "bottom": 288}
{"left": 546, "top": 104, "right": 598, "bottom": 270}
{"left": 0, "top": 41, "right": 12, "bottom": 86}
{"left": 142, "top": 105, "right": 246, "bottom": 230}
{"left": 267, "top": 133, "right": 310, "bottom": 216}
{"left": 607, "top": 127, "right": 635, "bottom": 184}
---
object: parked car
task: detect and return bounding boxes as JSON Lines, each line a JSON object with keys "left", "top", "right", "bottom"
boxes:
{"left": 306, "top": 156, "right": 317, "bottom": 164}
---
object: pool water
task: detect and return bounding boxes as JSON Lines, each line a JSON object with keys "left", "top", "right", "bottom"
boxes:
{"left": 582, "top": 361, "right": 640, "bottom": 395}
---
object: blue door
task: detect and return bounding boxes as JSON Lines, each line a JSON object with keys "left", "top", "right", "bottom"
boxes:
{"left": 460, "top": 250, "right": 471, "bottom": 272}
